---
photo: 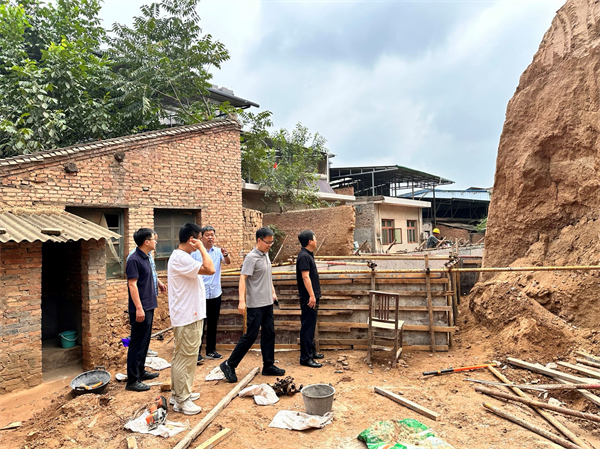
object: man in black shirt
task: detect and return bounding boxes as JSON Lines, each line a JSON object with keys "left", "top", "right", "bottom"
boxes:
{"left": 125, "top": 228, "right": 160, "bottom": 391}
{"left": 296, "top": 230, "right": 323, "bottom": 368}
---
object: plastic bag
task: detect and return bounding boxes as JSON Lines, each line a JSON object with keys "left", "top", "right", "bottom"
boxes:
{"left": 269, "top": 410, "right": 333, "bottom": 430}
{"left": 239, "top": 383, "right": 279, "bottom": 405}
{"left": 357, "top": 419, "right": 454, "bottom": 449}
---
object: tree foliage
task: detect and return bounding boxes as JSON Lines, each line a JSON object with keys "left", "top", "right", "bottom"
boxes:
{"left": 0, "top": 0, "right": 329, "bottom": 211}
{"left": 241, "top": 118, "right": 328, "bottom": 211}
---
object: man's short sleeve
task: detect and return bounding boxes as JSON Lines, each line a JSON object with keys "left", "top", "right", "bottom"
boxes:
{"left": 297, "top": 254, "right": 312, "bottom": 273}
{"left": 126, "top": 258, "right": 139, "bottom": 280}
{"left": 240, "top": 254, "right": 257, "bottom": 276}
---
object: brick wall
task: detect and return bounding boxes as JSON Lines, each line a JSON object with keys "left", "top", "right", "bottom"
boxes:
{"left": 333, "top": 186, "right": 354, "bottom": 196}
{"left": 0, "top": 120, "right": 243, "bottom": 393}
{"left": 242, "top": 208, "right": 263, "bottom": 254}
{"left": 263, "top": 206, "right": 355, "bottom": 261}
{"left": 437, "top": 224, "right": 485, "bottom": 245}
{"left": 0, "top": 242, "right": 43, "bottom": 393}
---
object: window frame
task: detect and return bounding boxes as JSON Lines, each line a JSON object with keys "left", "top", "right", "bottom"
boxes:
{"left": 406, "top": 220, "right": 418, "bottom": 244}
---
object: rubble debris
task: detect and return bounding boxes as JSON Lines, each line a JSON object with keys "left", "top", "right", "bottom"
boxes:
{"left": 270, "top": 376, "right": 303, "bottom": 396}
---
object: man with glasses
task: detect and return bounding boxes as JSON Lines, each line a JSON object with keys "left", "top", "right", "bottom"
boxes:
{"left": 192, "top": 225, "right": 231, "bottom": 363}
{"left": 127, "top": 230, "right": 166, "bottom": 358}
{"left": 125, "top": 228, "right": 160, "bottom": 392}
{"left": 220, "top": 227, "right": 285, "bottom": 382}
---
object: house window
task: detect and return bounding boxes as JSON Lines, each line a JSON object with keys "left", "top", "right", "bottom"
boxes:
{"left": 407, "top": 220, "right": 417, "bottom": 244}
{"left": 66, "top": 207, "right": 124, "bottom": 278}
{"left": 381, "top": 219, "right": 402, "bottom": 245}
{"left": 154, "top": 210, "right": 197, "bottom": 271}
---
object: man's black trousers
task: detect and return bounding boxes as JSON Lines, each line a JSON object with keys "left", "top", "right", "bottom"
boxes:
{"left": 127, "top": 308, "right": 154, "bottom": 384}
{"left": 228, "top": 304, "right": 275, "bottom": 369}
{"left": 300, "top": 298, "right": 319, "bottom": 363}
{"left": 199, "top": 295, "right": 222, "bottom": 354}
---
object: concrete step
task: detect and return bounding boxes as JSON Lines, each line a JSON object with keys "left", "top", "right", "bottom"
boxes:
{"left": 42, "top": 338, "right": 83, "bottom": 372}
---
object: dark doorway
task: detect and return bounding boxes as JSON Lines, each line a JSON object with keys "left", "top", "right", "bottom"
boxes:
{"left": 41, "top": 241, "right": 83, "bottom": 372}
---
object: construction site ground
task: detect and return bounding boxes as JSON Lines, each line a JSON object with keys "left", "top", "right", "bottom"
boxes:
{"left": 2, "top": 307, "right": 600, "bottom": 449}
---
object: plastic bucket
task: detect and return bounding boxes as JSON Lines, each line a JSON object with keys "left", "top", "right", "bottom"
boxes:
{"left": 301, "top": 384, "right": 335, "bottom": 415}
{"left": 59, "top": 330, "right": 78, "bottom": 349}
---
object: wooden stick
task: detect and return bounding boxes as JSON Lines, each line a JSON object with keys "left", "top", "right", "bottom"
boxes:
{"left": 127, "top": 437, "right": 138, "bottom": 449}
{"left": 507, "top": 358, "right": 600, "bottom": 407}
{"left": 483, "top": 403, "right": 582, "bottom": 449}
{"left": 354, "top": 240, "right": 368, "bottom": 255}
{"left": 424, "top": 255, "right": 436, "bottom": 353}
{"left": 477, "top": 386, "right": 600, "bottom": 423}
{"left": 0, "top": 422, "right": 21, "bottom": 431}
{"left": 314, "top": 237, "right": 325, "bottom": 256}
{"left": 374, "top": 387, "right": 440, "bottom": 421}
{"left": 576, "top": 350, "right": 600, "bottom": 364}
{"left": 272, "top": 235, "right": 288, "bottom": 263}
{"left": 193, "top": 428, "right": 232, "bottom": 449}
{"left": 577, "top": 358, "right": 600, "bottom": 370}
{"left": 557, "top": 361, "right": 600, "bottom": 379}
{"left": 151, "top": 327, "right": 173, "bottom": 338}
{"left": 487, "top": 366, "right": 590, "bottom": 449}
{"left": 172, "top": 367, "right": 259, "bottom": 449}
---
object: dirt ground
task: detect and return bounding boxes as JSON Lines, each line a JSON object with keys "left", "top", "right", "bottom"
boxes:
{"left": 2, "top": 310, "right": 600, "bottom": 449}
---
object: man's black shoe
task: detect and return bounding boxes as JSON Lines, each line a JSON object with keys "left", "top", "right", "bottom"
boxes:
{"left": 262, "top": 365, "right": 286, "bottom": 376}
{"left": 313, "top": 353, "right": 325, "bottom": 359}
{"left": 197, "top": 354, "right": 205, "bottom": 365}
{"left": 126, "top": 381, "right": 150, "bottom": 392}
{"left": 140, "top": 371, "right": 159, "bottom": 380}
{"left": 220, "top": 360, "right": 237, "bottom": 383}
{"left": 300, "top": 359, "right": 322, "bottom": 368}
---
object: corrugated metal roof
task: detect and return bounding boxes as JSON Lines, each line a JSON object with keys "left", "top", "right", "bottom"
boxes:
{"left": 401, "top": 189, "right": 491, "bottom": 202}
{"left": 0, "top": 210, "right": 121, "bottom": 244}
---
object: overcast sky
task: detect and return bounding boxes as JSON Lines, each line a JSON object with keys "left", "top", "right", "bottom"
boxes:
{"left": 100, "top": 0, "right": 564, "bottom": 190}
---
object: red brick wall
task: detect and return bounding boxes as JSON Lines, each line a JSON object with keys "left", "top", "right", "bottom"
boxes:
{"left": 437, "top": 224, "right": 485, "bottom": 245}
{"left": 264, "top": 206, "right": 355, "bottom": 261}
{"left": 333, "top": 186, "right": 354, "bottom": 196}
{"left": 0, "top": 242, "right": 43, "bottom": 393}
{"left": 0, "top": 120, "right": 243, "bottom": 393}
{"left": 242, "top": 208, "right": 263, "bottom": 254}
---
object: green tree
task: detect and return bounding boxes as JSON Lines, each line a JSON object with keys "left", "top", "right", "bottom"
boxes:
{"left": 0, "top": 0, "right": 113, "bottom": 156}
{"left": 107, "top": 0, "right": 230, "bottom": 133}
{"left": 241, "top": 120, "right": 328, "bottom": 212}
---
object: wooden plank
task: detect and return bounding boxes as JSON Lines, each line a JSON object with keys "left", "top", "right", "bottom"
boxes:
{"left": 577, "top": 358, "right": 600, "bottom": 369}
{"left": 403, "top": 325, "right": 456, "bottom": 333}
{"left": 280, "top": 289, "right": 370, "bottom": 296}
{"left": 556, "top": 361, "right": 600, "bottom": 379}
{"left": 483, "top": 403, "right": 581, "bottom": 449}
{"left": 374, "top": 387, "right": 440, "bottom": 421}
{"left": 487, "top": 366, "right": 591, "bottom": 449}
{"left": 126, "top": 437, "right": 138, "bottom": 449}
{"left": 575, "top": 350, "right": 600, "bottom": 364}
{"left": 507, "top": 358, "right": 598, "bottom": 384}
{"left": 194, "top": 428, "right": 232, "bottom": 449}
{"left": 397, "top": 306, "right": 452, "bottom": 312}
{"left": 0, "top": 422, "right": 21, "bottom": 431}
{"left": 218, "top": 344, "right": 299, "bottom": 350}
{"left": 218, "top": 309, "right": 354, "bottom": 316}
{"left": 173, "top": 368, "right": 259, "bottom": 449}
{"left": 507, "top": 358, "right": 600, "bottom": 406}
{"left": 403, "top": 345, "right": 449, "bottom": 352}
{"left": 279, "top": 304, "right": 369, "bottom": 311}
{"left": 424, "top": 255, "right": 436, "bottom": 353}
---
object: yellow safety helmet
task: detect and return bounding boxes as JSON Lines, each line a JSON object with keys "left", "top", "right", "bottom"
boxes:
{"left": 432, "top": 228, "right": 440, "bottom": 234}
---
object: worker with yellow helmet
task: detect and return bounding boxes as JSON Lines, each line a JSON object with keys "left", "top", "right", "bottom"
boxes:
{"left": 426, "top": 228, "right": 441, "bottom": 249}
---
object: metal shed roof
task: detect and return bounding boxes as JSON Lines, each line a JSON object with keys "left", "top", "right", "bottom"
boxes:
{"left": 0, "top": 210, "right": 121, "bottom": 244}
{"left": 330, "top": 165, "right": 453, "bottom": 196}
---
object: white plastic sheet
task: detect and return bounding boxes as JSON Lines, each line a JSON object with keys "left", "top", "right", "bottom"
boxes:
{"left": 239, "top": 383, "right": 279, "bottom": 405}
{"left": 124, "top": 411, "right": 188, "bottom": 438}
{"left": 205, "top": 366, "right": 226, "bottom": 381}
{"left": 145, "top": 356, "right": 171, "bottom": 371}
{"left": 269, "top": 411, "right": 333, "bottom": 430}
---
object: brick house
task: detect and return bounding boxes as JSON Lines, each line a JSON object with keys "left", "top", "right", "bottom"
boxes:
{"left": 0, "top": 117, "right": 243, "bottom": 393}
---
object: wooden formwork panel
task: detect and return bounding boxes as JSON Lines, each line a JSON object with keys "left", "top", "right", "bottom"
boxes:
{"left": 217, "top": 270, "right": 455, "bottom": 351}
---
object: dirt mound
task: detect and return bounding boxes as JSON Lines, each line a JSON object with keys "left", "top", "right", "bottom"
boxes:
{"left": 467, "top": 0, "right": 600, "bottom": 358}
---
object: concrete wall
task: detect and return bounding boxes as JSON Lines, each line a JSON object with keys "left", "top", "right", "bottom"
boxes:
{"left": 263, "top": 206, "right": 355, "bottom": 261}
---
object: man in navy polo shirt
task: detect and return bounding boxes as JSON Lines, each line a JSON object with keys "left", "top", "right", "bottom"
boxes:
{"left": 126, "top": 228, "right": 160, "bottom": 392}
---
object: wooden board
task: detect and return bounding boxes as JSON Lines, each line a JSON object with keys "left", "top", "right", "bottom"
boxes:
{"left": 374, "top": 387, "right": 440, "bottom": 420}
{"left": 556, "top": 361, "right": 600, "bottom": 379}
{"left": 194, "top": 428, "right": 232, "bottom": 449}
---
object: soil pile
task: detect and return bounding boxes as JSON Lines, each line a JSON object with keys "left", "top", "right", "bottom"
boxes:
{"left": 468, "top": 0, "right": 600, "bottom": 358}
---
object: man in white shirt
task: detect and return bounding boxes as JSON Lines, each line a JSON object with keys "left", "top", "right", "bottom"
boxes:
{"left": 168, "top": 223, "right": 215, "bottom": 415}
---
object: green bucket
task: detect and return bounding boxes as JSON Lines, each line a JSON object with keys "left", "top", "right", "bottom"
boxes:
{"left": 59, "top": 330, "right": 78, "bottom": 349}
